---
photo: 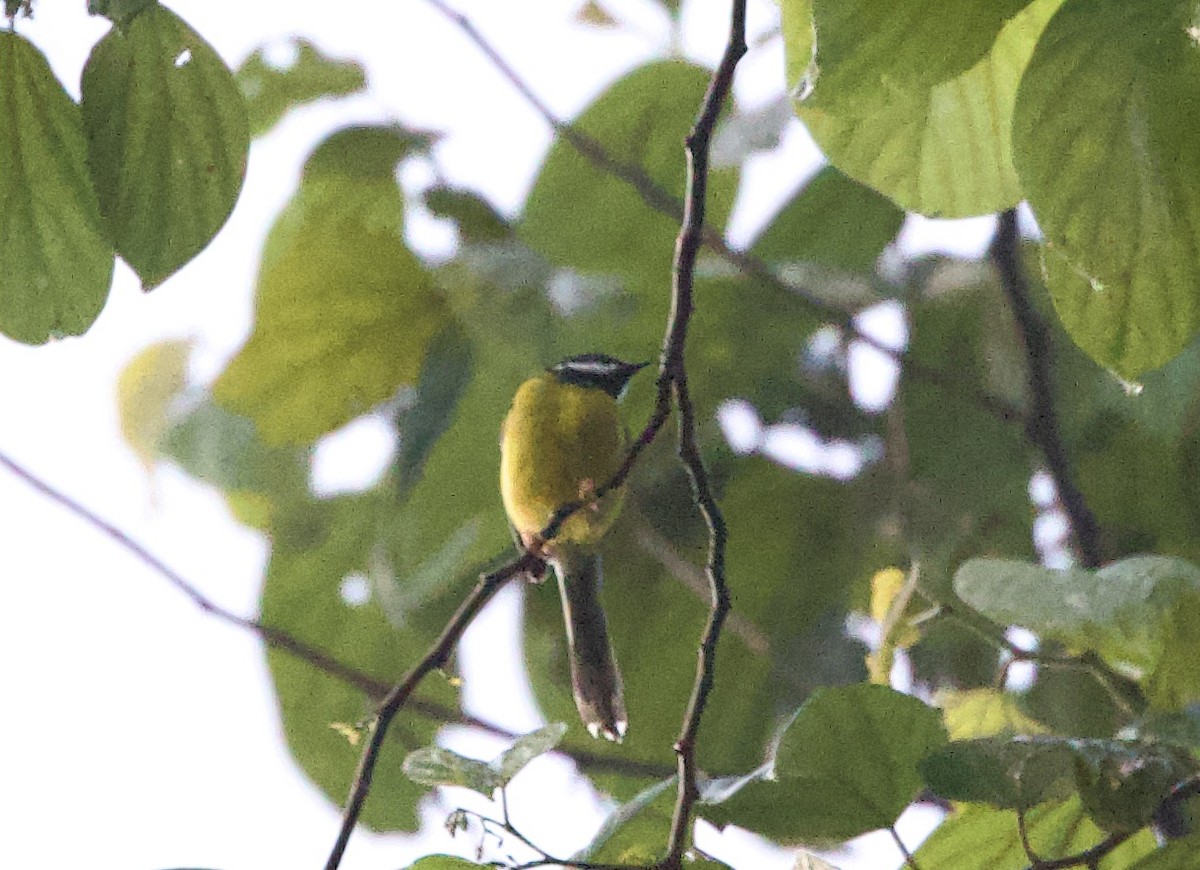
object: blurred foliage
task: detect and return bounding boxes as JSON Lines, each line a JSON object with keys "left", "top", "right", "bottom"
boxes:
{"left": 4, "top": 0, "right": 1196, "bottom": 866}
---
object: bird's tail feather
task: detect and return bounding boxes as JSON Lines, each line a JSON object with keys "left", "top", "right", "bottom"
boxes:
{"left": 554, "top": 547, "right": 627, "bottom": 742}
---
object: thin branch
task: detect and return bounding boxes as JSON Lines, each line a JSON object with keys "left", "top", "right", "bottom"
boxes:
{"left": 419, "top": 0, "right": 1027, "bottom": 431}
{"left": 992, "top": 209, "right": 1103, "bottom": 568}
{"left": 658, "top": 1, "right": 742, "bottom": 864}
{"left": 0, "top": 449, "right": 393, "bottom": 695}
{"left": 324, "top": 558, "right": 526, "bottom": 870}
{"left": 936, "top": 599, "right": 1146, "bottom": 716}
{"left": 890, "top": 826, "right": 922, "bottom": 870}
{"left": 0, "top": 450, "right": 680, "bottom": 787}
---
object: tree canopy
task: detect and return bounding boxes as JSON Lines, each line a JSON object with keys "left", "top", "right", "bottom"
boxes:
{"left": 4, "top": 1, "right": 1200, "bottom": 868}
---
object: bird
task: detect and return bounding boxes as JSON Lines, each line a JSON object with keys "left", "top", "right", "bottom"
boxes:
{"left": 499, "top": 353, "right": 648, "bottom": 741}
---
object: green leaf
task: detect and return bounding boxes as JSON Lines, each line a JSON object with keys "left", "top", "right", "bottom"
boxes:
{"left": 707, "top": 684, "right": 946, "bottom": 842}
{"left": 915, "top": 798, "right": 1156, "bottom": 870}
{"left": 0, "top": 32, "right": 113, "bottom": 344}
{"left": 955, "top": 556, "right": 1200, "bottom": 707}
{"left": 401, "top": 745, "right": 500, "bottom": 796}
{"left": 936, "top": 688, "right": 1049, "bottom": 740}
{"left": 772, "top": 685, "right": 947, "bottom": 836}
{"left": 424, "top": 186, "right": 511, "bottom": 244}
{"left": 573, "top": 776, "right": 676, "bottom": 863}
{"left": 162, "top": 400, "right": 310, "bottom": 528}
{"left": 493, "top": 722, "right": 568, "bottom": 784}
{"left": 1129, "top": 836, "right": 1200, "bottom": 869}
{"left": 899, "top": 272, "right": 1036, "bottom": 550}
{"left": 80, "top": 4, "right": 249, "bottom": 288}
{"left": 116, "top": 338, "right": 192, "bottom": 472}
{"left": 1013, "top": 0, "right": 1200, "bottom": 379}
{"left": 793, "top": 0, "right": 1062, "bottom": 216}
{"left": 87, "top": 0, "right": 155, "bottom": 27}
{"left": 520, "top": 61, "right": 738, "bottom": 300}
{"left": 1073, "top": 739, "right": 1198, "bottom": 834}
{"left": 261, "top": 494, "right": 461, "bottom": 832}
{"left": 214, "top": 125, "right": 450, "bottom": 445}
{"left": 780, "top": 0, "right": 814, "bottom": 95}
{"left": 394, "top": 322, "right": 475, "bottom": 499}
{"left": 810, "top": 0, "right": 1032, "bottom": 106}
{"left": 237, "top": 38, "right": 366, "bottom": 137}
{"left": 404, "top": 857, "right": 481, "bottom": 870}
{"left": 920, "top": 737, "right": 1076, "bottom": 809}
{"left": 751, "top": 166, "right": 904, "bottom": 274}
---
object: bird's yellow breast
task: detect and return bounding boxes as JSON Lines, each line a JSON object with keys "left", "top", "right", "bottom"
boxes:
{"left": 500, "top": 374, "right": 626, "bottom": 546}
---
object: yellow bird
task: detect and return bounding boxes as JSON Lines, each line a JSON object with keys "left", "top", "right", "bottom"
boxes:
{"left": 500, "top": 353, "right": 648, "bottom": 741}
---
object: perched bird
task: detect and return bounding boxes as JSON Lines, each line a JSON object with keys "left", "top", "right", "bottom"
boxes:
{"left": 500, "top": 353, "right": 648, "bottom": 741}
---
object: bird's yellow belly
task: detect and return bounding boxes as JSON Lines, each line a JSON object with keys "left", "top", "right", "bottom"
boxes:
{"left": 500, "top": 377, "right": 626, "bottom": 546}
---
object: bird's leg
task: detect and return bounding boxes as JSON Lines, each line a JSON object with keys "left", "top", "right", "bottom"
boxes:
{"left": 577, "top": 477, "right": 602, "bottom": 513}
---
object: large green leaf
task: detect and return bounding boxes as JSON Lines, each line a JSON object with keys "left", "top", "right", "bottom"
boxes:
{"left": 808, "top": 0, "right": 1031, "bottom": 108}
{"left": 751, "top": 166, "right": 904, "bottom": 275}
{"left": 921, "top": 737, "right": 1076, "bottom": 810}
{"left": 520, "top": 61, "right": 738, "bottom": 302}
{"left": 774, "top": 685, "right": 947, "bottom": 835}
{"left": 237, "top": 38, "right": 366, "bottom": 138}
{"left": 1013, "top": 0, "right": 1200, "bottom": 379}
{"left": 955, "top": 556, "right": 1200, "bottom": 708}
{"left": 791, "top": 0, "right": 1062, "bottom": 216}
{"left": 215, "top": 125, "right": 450, "bottom": 445}
{"left": 261, "top": 494, "right": 462, "bottom": 832}
{"left": 0, "top": 32, "right": 113, "bottom": 343}
{"left": 914, "top": 798, "right": 1155, "bottom": 869}
{"left": 80, "top": 4, "right": 248, "bottom": 288}
{"left": 1129, "top": 837, "right": 1200, "bottom": 869}
{"left": 705, "top": 685, "right": 947, "bottom": 842}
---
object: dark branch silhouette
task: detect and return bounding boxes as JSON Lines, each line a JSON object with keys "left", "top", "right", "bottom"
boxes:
{"left": 992, "top": 208, "right": 1103, "bottom": 568}
{"left": 0, "top": 450, "right": 679, "bottom": 786}
{"left": 656, "top": 0, "right": 742, "bottom": 862}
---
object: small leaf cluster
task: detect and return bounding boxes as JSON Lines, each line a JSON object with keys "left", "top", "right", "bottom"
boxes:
{"left": 0, "top": 1, "right": 248, "bottom": 341}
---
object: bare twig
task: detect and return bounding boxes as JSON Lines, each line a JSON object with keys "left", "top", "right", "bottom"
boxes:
{"left": 890, "top": 826, "right": 922, "bottom": 870}
{"left": 936, "top": 599, "right": 1146, "bottom": 716}
{"left": 0, "top": 449, "right": 393, "bottom": 695}
{"left": 0, "top": 450, "right": 680, "bottom": 787}
{"left": 657, "top": 1, "right": 741, "bottom": 864}
{"left": 991, "top": 209, "right": 1103, "bottom": 568}
{"left": 324, "top": 557, "right": 528, "bottom": 870}
{"left": 419, "top": 0, "right": 1027, "bottom": 430}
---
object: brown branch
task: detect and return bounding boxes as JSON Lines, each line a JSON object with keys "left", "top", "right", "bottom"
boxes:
{"left": 324, "top": 557, "right": 528, "bottom": 870}
{"left": 419, "top": 0, "right": 1026, "bottom": 431}
{"left": 656, "top": 2, "right": 741, "bottom": 864}
{"left": 0, "top": 450, "right": 681, "bottom": 788}
{"left": 991, "top": 209, "right": 1103, "bottom": 568}
{"left": 0, "top": 449, "right": 394, "bottom": 695}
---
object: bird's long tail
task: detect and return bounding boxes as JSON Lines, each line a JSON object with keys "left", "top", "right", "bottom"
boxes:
{"left": 553, "top": 546, "right": 627, "bottom": 742}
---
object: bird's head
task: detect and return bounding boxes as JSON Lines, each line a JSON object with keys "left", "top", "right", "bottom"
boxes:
{"left": 549, "top": 353, "right": 649, "bottom": 399}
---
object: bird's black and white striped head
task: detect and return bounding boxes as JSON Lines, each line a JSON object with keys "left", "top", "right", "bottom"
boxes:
{"left": 549, "top": 353, "right": 648, "bottom": 399}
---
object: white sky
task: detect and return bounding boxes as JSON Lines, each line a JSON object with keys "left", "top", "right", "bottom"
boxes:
{"left": 0, "top": 1, "right": 996, "bottom": 867}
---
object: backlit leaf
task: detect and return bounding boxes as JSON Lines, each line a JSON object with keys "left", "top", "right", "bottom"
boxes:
{"left": 1014, "top": 0, "right": 1200, "bottom": 378}
{"left": 81, "top": 4, "right": 248, "bottom": 288}
{"left": 0, "top": 32, "right": 113, "bottom": 343}
{"left": 215, "top": 125, "right": 450, "bottom": 445}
